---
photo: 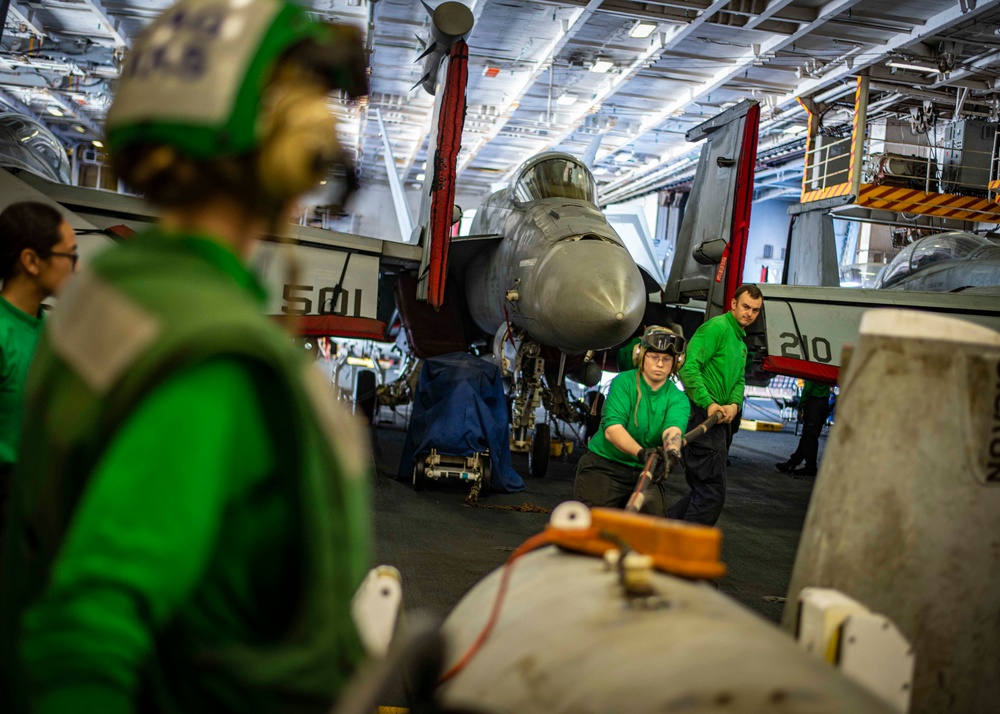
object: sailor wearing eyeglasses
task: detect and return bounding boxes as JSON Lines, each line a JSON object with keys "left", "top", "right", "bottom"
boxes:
{"left": 666, "top": 283, "right": 764, "bottom": 526}
{"left": 572, "top": 325, "right": 689, "bottom": 516}
{"left": 0, "top": 201, "right": 77, "bottom": 538}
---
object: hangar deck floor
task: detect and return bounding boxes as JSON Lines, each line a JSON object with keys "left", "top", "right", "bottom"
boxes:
{"left": 370, "top": 401, "right": 823, "bottom": 627}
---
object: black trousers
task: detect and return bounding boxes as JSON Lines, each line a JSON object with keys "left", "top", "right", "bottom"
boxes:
{"left": 788, "top": 396, "right": 830, "bottom": 469}
{"left": 666, "top": 401, "right": 730, "bottom": 526}
{"left": 573, "top": 450, "right": 667, "bottom": 517}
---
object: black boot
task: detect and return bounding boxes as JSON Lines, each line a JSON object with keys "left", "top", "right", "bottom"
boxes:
{"left": 774, "top": 459, "right": 798, "bottom": 474}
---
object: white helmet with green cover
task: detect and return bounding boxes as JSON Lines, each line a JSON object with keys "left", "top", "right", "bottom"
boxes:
{"left": 107, "top": 0, "right": 366, "bottom": 208}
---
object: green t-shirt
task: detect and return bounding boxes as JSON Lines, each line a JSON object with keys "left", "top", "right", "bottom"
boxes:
{"left": 678, "top": 312, "right": 748, "bottom": 409}
{"left": 801, "top": 380, "right": 831, "bottom": 401}
{"left": 588, "top": 369, "right": 690, "bottom": 467}
{"left": 0, "top": 295, "right": 45, "bottom": 466}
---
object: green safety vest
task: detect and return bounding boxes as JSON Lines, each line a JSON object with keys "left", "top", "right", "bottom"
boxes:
{"left": 1, "top": 234, "right": 370, "bottom": 712}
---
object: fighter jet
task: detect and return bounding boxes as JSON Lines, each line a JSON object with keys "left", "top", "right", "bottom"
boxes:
{"left": 388, "top": 151, "right": 654, "bottom": 477}
{"left": 451, "top": 152, "right": 651, "bottom": 474}
{"left": 872, "top": 230, "right": 1000, "bottom": 294}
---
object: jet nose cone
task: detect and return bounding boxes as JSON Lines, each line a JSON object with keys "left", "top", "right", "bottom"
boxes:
{"left": 523, "top": 240, "right": 646, "bottom": 353}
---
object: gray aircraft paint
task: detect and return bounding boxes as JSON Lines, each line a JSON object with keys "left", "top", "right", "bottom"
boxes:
{"left": 462, "top": 152, "right": 647, "bottom": 355}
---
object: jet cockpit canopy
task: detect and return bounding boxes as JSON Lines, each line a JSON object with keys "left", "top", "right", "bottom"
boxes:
{"left": 510, "top": 152, "right": 597, "bottom": 204}
{"left": 874, "top": 231, "right": 1000, "bottom": 289}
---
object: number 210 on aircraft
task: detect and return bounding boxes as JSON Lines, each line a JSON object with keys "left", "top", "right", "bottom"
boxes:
{"left": 779, "top": 332, "right": 834, "bottom": 364}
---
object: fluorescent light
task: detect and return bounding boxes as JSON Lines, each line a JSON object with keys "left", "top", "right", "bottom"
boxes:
{"left": 630, "top": 22, "right": 656, "bottom": 39}
{"left": 416, "top": 173, "right": 425, "bottom": 181}
{"left": 782, "top": 125, "right": 808, "bottom": 135}
{"left": 74, "top": 125, "right": 86, "bottom": 133}
{"left": 886, "top": 60, "right": 940, "bottom": 74}
{"left": 590, "top": 59, "right": 614, "bottom": 74}
{"left": 92, "top": 140, "right": 104, "bottom": 148}
{"left": 556, "top": 93, "right": 578, "bottom": 106}
{"left": 46, "top": 106, "right": 64, "bottom": 117}
{"left": 346, "top": 356, "right": 376, "bottom": 368}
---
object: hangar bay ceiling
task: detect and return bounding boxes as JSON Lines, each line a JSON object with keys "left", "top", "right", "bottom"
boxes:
{"left": 2, "top": 0, "right": 1000, "bottom": 206}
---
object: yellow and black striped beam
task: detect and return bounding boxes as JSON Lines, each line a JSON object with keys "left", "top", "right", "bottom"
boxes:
{"left": 857, "top": 183, "right": 1000, "bottom": 223}
{"left": 801, "top": 182, "right": 853, "bottom": 203}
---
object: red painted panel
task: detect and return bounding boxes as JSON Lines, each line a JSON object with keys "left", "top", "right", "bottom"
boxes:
{"left": 297, "top": 315, "right": 387, "bottom": 341}
{"left": 762, "top": 355, "right": 838, "bottom": 385}
{"left": 725, "top": 103, "right": 760, "bottom": 307}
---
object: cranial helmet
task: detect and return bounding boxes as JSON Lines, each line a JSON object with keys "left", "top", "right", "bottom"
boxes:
{"left": 106, "top": 0, "right": 366, "bottom": 210}
{"left": 633, "top": 325, "right": 686, "bottom": 372}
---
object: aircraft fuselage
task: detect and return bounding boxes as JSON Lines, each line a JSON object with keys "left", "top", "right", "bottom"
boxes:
{"left": 465, "top": 192, "right": 646, "bottom": 355}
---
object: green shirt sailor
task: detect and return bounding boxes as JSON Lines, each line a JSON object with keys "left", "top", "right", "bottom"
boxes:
{"left": 0, "top": 296, "right": 45, "bottom": 466}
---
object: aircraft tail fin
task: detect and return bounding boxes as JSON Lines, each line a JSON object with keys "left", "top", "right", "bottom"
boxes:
{"left": 662, "top": 100, "right": 760, "bottom": 320}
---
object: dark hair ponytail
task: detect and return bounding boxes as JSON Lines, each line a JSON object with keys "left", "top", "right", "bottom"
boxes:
{"left": 0, "top": 201, "right": 65, "bottom": 282}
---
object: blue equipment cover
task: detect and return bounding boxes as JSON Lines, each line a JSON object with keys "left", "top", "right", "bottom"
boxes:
{"left": 398, "top": 353, "right": 524, "bottom": 493}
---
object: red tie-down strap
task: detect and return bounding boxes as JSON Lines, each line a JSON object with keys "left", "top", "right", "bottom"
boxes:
{"left": 426, "top": 40, "right": 469, "bottom": 309}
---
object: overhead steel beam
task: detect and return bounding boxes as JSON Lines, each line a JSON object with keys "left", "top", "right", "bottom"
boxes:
{"left": 0, "top": 86, "right": 34, "bottom": 115}
{"left": 603, "top": 0, "right": 997, "bottom": 202}
{"left": 46, "top": 91, "right": 104, "bottom": 138}
{"left": 453, "top": 0, "right": 603, "bottom": 178}
{"left": 600, "top": 0, "right": 865, "bottom": 194}
{"left": 4, "top": 0, "right": 45, "bottom": 39}
{"left": 770, "top": 0, "right": 1000, "bottom": 111}
{"left": 744, "top": 0, "right": 799, "bottom": 31}
{"left": 509, "top": 0, "right": 733, "bottom": 178}
{"left": 928, "top": 47, "right": 1000, "bottom": 90}
{"left": 77, "top": 0, "right": 128, "bottom": 47}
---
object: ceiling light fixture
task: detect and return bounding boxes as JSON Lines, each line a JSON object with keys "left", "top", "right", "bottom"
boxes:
{"left": 556, "top": 93, "right": 578, "bottom": 106}
{"left": 74, "top": 125, "right": 86, "bottom": 133}
{"left": 630, "top": 21, "right": 656, "bottom": 39}
{"left": 46, "top": 106, "right": 64, "bottom": 117}
{"left": 92, "top": 140, "right": 104, "bottom": 148}
{"left": 589, "top": 59, "right": 614, "bottom": 74}
{"left": 886, "top": 60, "right": 940, "bottom": 74}
{"left": 782, "top": 125, "right": 808, "bottom": 135}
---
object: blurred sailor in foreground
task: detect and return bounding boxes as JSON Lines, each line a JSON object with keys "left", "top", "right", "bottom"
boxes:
{"left": 0, "top": 2, "right": 372, "bottom": 712}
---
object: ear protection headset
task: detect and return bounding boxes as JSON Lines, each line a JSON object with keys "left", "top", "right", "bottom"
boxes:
{"left": 257, "top": 67, "right": 342, "bottom": 205}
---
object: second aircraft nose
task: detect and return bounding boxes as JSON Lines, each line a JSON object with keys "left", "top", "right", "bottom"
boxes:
{"left": 519, "top": 239, "right": 646, "bottom": 354}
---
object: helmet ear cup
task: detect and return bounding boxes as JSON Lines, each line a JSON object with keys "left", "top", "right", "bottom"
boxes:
{"left": 257, "top": 75, "right": 340, "bottom": 204}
